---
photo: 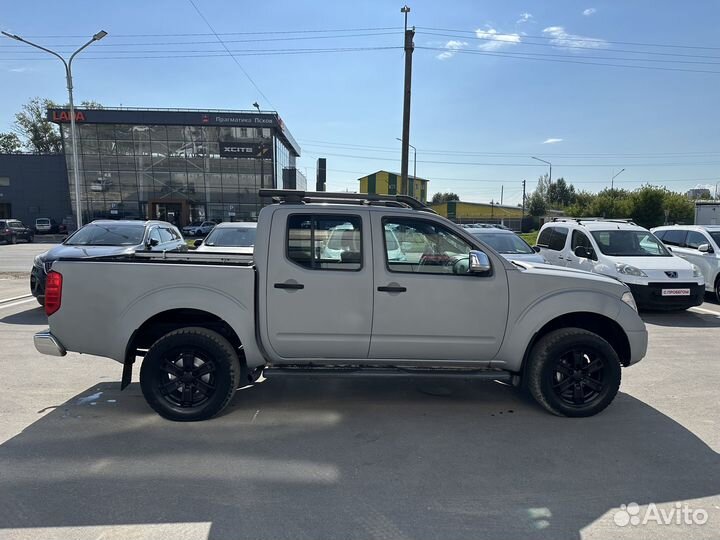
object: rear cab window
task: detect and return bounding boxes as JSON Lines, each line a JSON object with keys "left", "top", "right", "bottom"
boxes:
{"left": 287, "top": 214, "right": 363, "bottom": 271}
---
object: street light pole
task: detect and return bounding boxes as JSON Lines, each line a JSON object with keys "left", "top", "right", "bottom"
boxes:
{"left": 399, "top": 5, "right": 414, "bottom": 195}
{"left": 610, "top": 168, "right": 625, "bottom": 218}
{"left": 531, "top": 156, "right": 552, "bottom": 183}
{"left": 2, "top": 30, "right": 108, "bottom": 230}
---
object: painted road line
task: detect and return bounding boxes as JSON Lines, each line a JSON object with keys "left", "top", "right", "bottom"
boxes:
{"left": 0, "top": 293, "right": 32, "bottom": 304}
{"left": 0, "top": 298, "right": 36, "bottom": 310}
{"left": 689, "top": 306, "right": 720, "bottom": 317}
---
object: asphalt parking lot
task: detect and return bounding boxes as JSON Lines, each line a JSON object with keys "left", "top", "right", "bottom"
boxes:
{"left": 0, "top": 243, "right": 718, "bottom": 540}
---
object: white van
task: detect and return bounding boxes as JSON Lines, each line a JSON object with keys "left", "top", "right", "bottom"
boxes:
{"left": 535, "top": 218, "right": 704, "bottom": 310}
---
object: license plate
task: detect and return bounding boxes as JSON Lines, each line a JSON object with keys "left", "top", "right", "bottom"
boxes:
{"left": 661, "top": 288, "right": 690, "bottom": 296}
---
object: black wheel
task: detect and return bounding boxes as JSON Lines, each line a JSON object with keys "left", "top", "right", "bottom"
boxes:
{"left": 715, "top": 277, "right": 720, "bottom": 304}
{"left": 36, "top": 296, "right": 45, "bottom": 307}
{"left": 527, "top": 328, "right": 621, "bottom": 417}
{"left": 27, "top": 235, "right": 34, "bottom": 243}
{"left": 140, "top": 327, "right": 241, "bottom": 421}
{"left": 9, "top": 235, "right": 16, "bottom": 245}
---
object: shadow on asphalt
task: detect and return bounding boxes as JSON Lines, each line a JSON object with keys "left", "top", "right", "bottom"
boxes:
{"left": 0, "top": 376, "right": 717, "bottom": 539}
{"left": 0, "top": 305, "right": 45, "bottom": 326}
{"left": 641, "top": 309, "right": 720, "bottom": 328}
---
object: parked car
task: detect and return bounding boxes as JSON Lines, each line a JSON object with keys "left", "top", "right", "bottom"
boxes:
{"left": 535, "top": 218, "right": 704, "bottom": 310}
{"left": 0, "top": 219, "right": 34, "bottom": 244}
{"left": 195, "top": 222, "right": 257, "bottom": 255}
{"left": 34, "top": 218, "right": 59, "bottom": 234}
{"left": 652, "top": 225, "right": 720, "bottom": 301}
{"left": 30, "top": 220, "right": 185, "bottom": 306}
{"left": 35, "top": 190, "right": 647, "bottom": 421}
{"left": 467, "top": 227, "right": 546, "bottom": 264}
{"left": 182, "top": 220, "right": 217, "bottom": 237}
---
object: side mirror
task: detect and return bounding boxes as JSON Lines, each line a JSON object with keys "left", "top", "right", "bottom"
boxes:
{"left": 698, "top": 243, "right": 711, "bottom": 253}
{"left": 468, "top": 250, "right": 491, "bottom": 273}
{"left": 146, "top": 238, "right": 159, "bottom": 249}
{"left": 574, "top": 245, "right": 591, "bottom": 258}
{"left": 193, "top": 239, "right": 203, "bottom": 248}
{"left": 532, "top": 245, "right": 541, "bottom": 253}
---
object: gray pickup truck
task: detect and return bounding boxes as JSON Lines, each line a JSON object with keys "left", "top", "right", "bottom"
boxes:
{"left": 34, "top": 190, "right": 648, "bottom": 421}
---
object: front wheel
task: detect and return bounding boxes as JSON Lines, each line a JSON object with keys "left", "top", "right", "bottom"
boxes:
{"left": 715, "top": 278, "right": 720, "bottom": 304}
{"left": 9, "top": 235, "right": 16, "bottom": 245}
{"left": 527, "top": 328, "right": 621, "bottom": 417}
{"left": 140, "top": 327, "right": 241, "bottom": 421}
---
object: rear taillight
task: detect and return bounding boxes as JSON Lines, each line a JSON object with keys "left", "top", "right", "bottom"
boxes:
{"left": 45, "top": 271, "right": 63, "bottom": 316}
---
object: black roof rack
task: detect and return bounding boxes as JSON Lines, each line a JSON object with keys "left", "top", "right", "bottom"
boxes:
{"left": 258, "top": 189, "right": 436, "bottom": 213}
{"left": 552, "top": 217, "right": 637, "bottom": 226}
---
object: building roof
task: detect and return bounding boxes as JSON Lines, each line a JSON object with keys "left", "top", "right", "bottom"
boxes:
{"left": 47, "top": 106, "right": 300, "bottom": 156}
{"left": 358, "top": 170, "right": 429, "bottom": 183}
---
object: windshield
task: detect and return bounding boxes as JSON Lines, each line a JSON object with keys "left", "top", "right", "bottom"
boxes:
{"left": 471, "top": 232, "right": 533, "bottom": 254}
{"left": 591, "top": 230, "right": 671, "bottom": 257}
{"left": 204, "top": 226, "right": 256, "bottom": 247}
{"left": 65, "top": 224, "right": 145, "bottom": 246}
{"left": 7, "top": 220, "right": 23, "bottom": 229}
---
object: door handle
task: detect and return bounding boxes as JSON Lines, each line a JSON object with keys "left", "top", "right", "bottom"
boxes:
{"left": 566, "top": 257, "right": 573, "bottom": 262}
{"left": 378, "top": 285, "right": 407, "bottom": 293}
{"left": 557, "top": 256, "right": 564, "bottom": 260}
{"left": 274, "top": 282, "right": 304, "bottom": 290}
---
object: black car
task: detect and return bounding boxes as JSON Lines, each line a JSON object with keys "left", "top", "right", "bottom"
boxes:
{"left": 0, "top": 219, "right": 34, "bottom": 244}
{"left": 31, "top": 220, "right": 186, "bottom": 305}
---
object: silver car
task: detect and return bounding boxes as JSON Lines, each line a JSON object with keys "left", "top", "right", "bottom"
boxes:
{"left": 468, "top": 228, "right": 546, "bottom": 264}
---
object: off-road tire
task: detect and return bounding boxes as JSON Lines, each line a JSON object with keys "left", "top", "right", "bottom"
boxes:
{"left": 527, "top": 328, "right": 621, "bottom": 417}
{"left": 140, "top": 327, "right": 241, "bottom": 421}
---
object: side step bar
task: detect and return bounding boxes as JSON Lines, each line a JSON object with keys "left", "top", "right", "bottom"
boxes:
{"left": 264, "top": 366, "right": 512, "bottom": 382}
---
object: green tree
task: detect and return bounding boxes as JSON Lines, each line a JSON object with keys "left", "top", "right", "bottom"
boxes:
{"left": 546, "top": 177, "right": 576, "bottom": 207}
{"left": 431, "top": 192, "right": 460, "bottom": 204}
{"left": 527, "top": 191, "right": 546, "bottom": 216}
{"left": 13, "top": 97, "right": 62, "bottom": 153}
{"left": 627, "top": 185, "right": 666, "bottom": 228}
{"left": 663, "top": 190, "right": 695, "bottom": 224}
{"left": 0, "top": 132, "right": 22, "bottom": 153}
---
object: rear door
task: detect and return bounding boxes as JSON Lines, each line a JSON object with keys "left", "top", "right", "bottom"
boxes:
{"left": 369, "top": 213, "right": 509, "bottom": 362}
{"left": 264, "top": 208, "right": 373, "bottom": 359}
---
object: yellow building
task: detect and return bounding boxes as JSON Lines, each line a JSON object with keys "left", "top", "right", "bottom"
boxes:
{"left": 358, "top": 170, "right": 428, "bottom": 203}
{"left": 430, "top": 200, "right": 524, "bottom": 221}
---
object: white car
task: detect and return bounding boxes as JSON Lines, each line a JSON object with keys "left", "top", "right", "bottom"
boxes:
{"left": 195, "top": 222, "right": 257, "bottom": 254}
{"left": 536, "top": 218, "right": 704, "bottom": 310}
{"left": 467, "top": 227, "right": 546, "bottom": 264}
{"left": 182, "top": 220, "right": 217, "bottom": 237}
{"left": 322, "top": 222, "right": 406, "bottom": 262}
{"left": 652, "top": 225, "right": 720, "bottom": 301}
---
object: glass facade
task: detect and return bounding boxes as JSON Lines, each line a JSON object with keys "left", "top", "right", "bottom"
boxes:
{"left": 56, "top": 109, "right": 301, "bottom": 226}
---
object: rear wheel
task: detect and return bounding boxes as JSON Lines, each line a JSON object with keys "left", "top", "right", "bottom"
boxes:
{"left": 9, "top": 235, "right": 16, "bottom": 245}
{"left": 527, "top": 328, "right": 621, "bottom": 417}
{"left": 140, "top": 327, "right": 241, "bottom": 421}
{"left": 715, "top": 277, "right": 720, "bottom": 303}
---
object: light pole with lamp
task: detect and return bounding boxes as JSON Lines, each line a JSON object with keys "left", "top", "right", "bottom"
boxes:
{"left": 610, "top": 168, "right": 625, "bottom": 218}
{"left": 396, "top": 137, "right": 416, "bottom": 195}
{"left": 531, "top": 156, "right": 552, "bottom": 183}
{"left": 2, "top": 29, "right": 108, "bottom": 230}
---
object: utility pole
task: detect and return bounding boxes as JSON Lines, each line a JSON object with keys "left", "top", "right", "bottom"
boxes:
{"left": 400, "top": 5, "right": 414, "bottom": 195}
{"left": 521, "top": 179, "right": 526, "bottom": 226}
{"left": 500, "top": 185, "right": 504, "bottom": 205}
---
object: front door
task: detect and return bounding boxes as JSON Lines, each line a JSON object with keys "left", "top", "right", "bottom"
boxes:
{"left": 369, "top": 214, "right": 509, "bottom": 362}
{"left": 566, "top": 229, "right": 597, "bottom": 271}
{"left": 264, "top": 208, "right": 374, "bottom": 360}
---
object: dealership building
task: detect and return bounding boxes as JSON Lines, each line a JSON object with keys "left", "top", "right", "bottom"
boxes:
{"left": 38, "top": 107, "right": 303, "bottom": 226}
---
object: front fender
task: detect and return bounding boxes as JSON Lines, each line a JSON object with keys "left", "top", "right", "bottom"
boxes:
{"left": 492, "top": 288, "right": 626, "bottom": 371}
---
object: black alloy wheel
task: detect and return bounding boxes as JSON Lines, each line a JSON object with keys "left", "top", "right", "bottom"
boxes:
{"left": 140, "top": 327, "right": 241, "bottom": 421}
{"left": 527, "top": 328, "right": 621, "bottom": 417}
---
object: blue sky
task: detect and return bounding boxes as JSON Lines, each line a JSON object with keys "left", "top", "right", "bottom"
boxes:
{"left": 2, "top": 0, "right": 719, "bottom": 205}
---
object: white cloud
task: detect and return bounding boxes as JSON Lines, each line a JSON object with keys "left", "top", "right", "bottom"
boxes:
{"left": 436, "top": 40, "right": 468, "bottom": 60}
{"left": 517, "top": 12, "right": 533, "bottom": 24}
{"left": 8, "top": 67, "right": 29, "bottom": 73}
{"left": 542, "top": 26, "right": 607, "bottom": 50}
{"left": 583, "top": 8, "right": 597, "bottom": 16}
{"left": 475, "top": 28, "right": 522, "bottom": 51}
{"left": 542, "top": 138, "right": 563, "bottom": 144}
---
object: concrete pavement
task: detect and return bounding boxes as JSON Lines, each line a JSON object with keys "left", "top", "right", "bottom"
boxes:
{"left": 0, "top": 295, "right": 717, "bottom": 539}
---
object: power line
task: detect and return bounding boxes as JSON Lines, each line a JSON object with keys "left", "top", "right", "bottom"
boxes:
{"left": 187, "top": 0, "right": 275, "bottom": 109}
{"left": 417, "top": 47, "right": 720, "bottom": 75}
{"left": 417, "top": 26, "right": 720, "bottom": 52}
{"left": 18, "top": 26, "right": 403, "bottom": 39}
{"left": 299, "top": 140, "right": 720, "bottom": 158}
{"left": 420, "top": 30, "right": 720, "bottom": 60}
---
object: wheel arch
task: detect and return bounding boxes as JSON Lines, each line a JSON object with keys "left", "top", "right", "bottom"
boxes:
{"left": 520, "top": 312, "right": 632, "bottom": 376}
{"left": 122, "top": 308, "right": 246, "bottom": 389}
